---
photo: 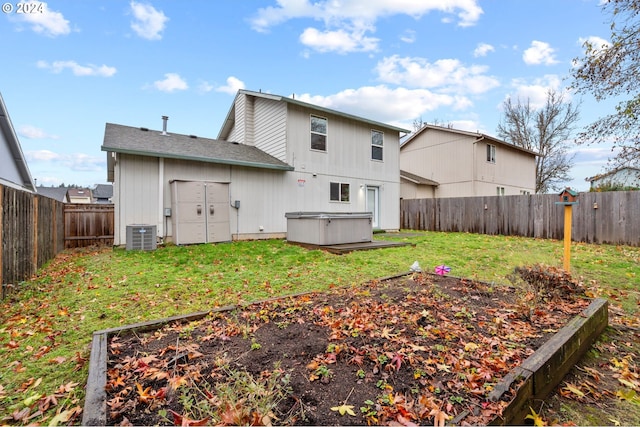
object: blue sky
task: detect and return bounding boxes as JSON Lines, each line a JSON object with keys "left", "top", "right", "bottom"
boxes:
{"left": 1, "top": 0, "right": 619, "bottom": 191}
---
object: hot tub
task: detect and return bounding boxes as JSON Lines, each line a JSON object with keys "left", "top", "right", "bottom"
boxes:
{"left": 285, "top": 212, "right": 373, "bottom": 245}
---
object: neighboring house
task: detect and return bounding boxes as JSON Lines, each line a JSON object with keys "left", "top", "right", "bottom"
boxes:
{"left": 0, "top": 93, "right": 36, "bottom": 193}
{"left": 587, "top": 167, "right": 640, "bottom": 190}
{"left": 67, "top": 188, "right": 93, "bottom": 204}
{"left": 93, "top": 183, "right": 113, "bottom": 203}
{"left": 102, "top": 89, "right": 408, "bottom": 246}
{"left": 36, "top": 186, "right": 70, "bottom": 203}
{"left": 400, "top": 124, "right": 537, "bottom": 199}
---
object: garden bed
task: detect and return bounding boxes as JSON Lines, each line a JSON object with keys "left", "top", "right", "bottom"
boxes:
{"left": 87, "top": 272, "right": 604, "bottom": 426}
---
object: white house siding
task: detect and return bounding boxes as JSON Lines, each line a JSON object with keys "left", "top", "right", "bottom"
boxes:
{"left": 227, "top": 95, "right": 245, "bottom": 144}
{"left": 474, "top": 142, "right": 535, "bottom": 194}
{"left": 285, "top": 104, "right": 400, "bottom": 230}
{"left": 400, "top": 129, "right": 475, "bottom": 197}
{"left": 114, "top": 154, "right": 160, "bottom": 245}
{"left": 0, "top": 130, "right": 25, "bottom": 189}
{"left": 400, "top": 181, "right": 436, "bottom": 199}
{"left": 591, "top": 168, "right": 640, "bottom": 189}
{"left": 253, "top": 97, "right": 287, "bottom": 162}
{"left": 400, "top": 128, "right": 535, "bottom": 198}
{"left": 162, "top": 158, "right": 232, "bottom": 239}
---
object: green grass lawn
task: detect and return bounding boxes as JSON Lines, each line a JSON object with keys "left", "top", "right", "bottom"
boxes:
{"left": 0, "top": 231, "right": 638, "bottom": 425}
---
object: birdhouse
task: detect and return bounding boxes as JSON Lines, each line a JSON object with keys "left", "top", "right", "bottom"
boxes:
{"left": 557, "top": 187, "right": 578, "bottom": 205}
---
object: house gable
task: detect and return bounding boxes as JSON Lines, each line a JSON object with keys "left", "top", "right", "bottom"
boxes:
{"left": 400, "top": 124, "right": 537, "bottom": 198}
{"left": 0, "top": 93, "right": 35, "bottom": 192}
{"left": 218, "top": 90, "right": 409, "bottom": 166}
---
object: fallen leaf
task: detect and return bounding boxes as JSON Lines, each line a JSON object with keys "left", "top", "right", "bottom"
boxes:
{"left": 330, "top": 404, "right": 356, "bottom": 416}
{"left": 49, "top": 356, "right": 67, "bottom": 364}
{"left": 524, "top": 406, "right": 546, "bottom": 426}
{"left": 429, "top": 408, "right": 450, "bottom": 427}
{"left": 562, "top": 383, "right": 585, "bottom": 398}
{"left": 464, "top": 342, "right": 478, "bottom": 352}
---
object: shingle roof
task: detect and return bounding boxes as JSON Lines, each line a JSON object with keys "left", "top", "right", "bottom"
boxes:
{"left": 400, "top": 170, "right": 439, "bottom": 186}
{"left": 36, "top": 186, "right": 69, "bottom": 202}
{"left": 93, "top": 184, "right": 113, "bottom": 199}
{"left": 102, "top": 123, "right": 294, "bottom": 171}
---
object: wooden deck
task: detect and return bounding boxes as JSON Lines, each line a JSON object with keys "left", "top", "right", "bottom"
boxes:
{"left": 288, "top": 239, "right": 414, "bottom": 254}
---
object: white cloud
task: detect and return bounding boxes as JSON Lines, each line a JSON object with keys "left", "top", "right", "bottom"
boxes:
{"left": 473, "top": 42, "right": 494, "bottom": 57}
{"left": 296, "top": 85, "right": 464, "bottom": 127}
{"left": 504, "top": 75, "right": 566, "bottom": 109}
{"left": 299, "top": 26, "right": 379, "bottom": 53}
{"left": 12, "top": 1, "right": 70, "bottom": 37}
{"left": 375, "top": 55, "right": 500, "bottom": 95}
{"left": 18, "top": 125, "right": 59, "bottom": 140}
{"left": 26, "top": 150, "right": 104, "bottom": 172}
{"left": 523, "top": 40, "right": 558, "bottom": 65}
{"left": 250, "top": 1, "right": 482, "bottom": 54}
{"left": 153, "top": 73, "right": 188, "bottom": 92}
{"left": 577, "top": 35, "right": 611, "bottom": 60}
{"left": 27, "top": 150, "right": 60, "bottom": 162}
{"left": 216, "top": 76, "right": 245, "bottom": 95}
{"left": 400, "top": 29, "right": 416, "bottom": 44}
{"left": 36, "top": 60, "right": 117, "bottom": 77}
{"left": 197, "top": 81, "right": 215, "bottom": 93}
{"left": 130, "top": 1, "right": 168, "bottom": 40}
{"left": 251, "top": 0, "right": 483, "bottom": 32}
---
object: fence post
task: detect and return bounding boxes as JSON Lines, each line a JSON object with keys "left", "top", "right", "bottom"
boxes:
{"left": 33, "top": 196, "right": 38, "bottom": 273}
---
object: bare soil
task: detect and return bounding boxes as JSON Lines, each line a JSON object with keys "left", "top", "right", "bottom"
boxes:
{"left": 105, "top": 273, "right": 590, "bottom": 426}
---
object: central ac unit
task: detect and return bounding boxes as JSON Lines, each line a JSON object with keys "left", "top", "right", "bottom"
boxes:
{"left": 126, "top": 225, "right": 157, "bottom": 250}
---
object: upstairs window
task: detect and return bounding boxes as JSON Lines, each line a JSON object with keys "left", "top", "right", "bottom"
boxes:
{"left": 497, "top": 186, "right": 505, "bottom": 196}
{"left": 487, "top": 144, "right": 496, "bottom": 163}
{"left": 371, "top": 130, "right": 383, "bottom": 161}
{"left": 330, "top": 182, "right": 350, "bottom": 202}
{"left": 311, "top": 115, "right": 327, "bottom": 151}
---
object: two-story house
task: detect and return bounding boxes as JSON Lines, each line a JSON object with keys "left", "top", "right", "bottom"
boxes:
{"left": 400, "top": 124, "right": 537, "bottom": 199}
{"left": 0, "top": 93, "right": 36, "bottom": 193}
{"left": 102, "top": 89, "right": 408, "bottom": 245}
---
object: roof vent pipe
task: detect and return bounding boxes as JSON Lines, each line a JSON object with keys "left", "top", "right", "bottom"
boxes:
{"left": 161, "top": 115, "right": 169, "bottom": 135}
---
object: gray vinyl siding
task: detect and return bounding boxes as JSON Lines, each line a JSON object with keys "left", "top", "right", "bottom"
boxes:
{"left": 0, "top": 131, "right": 23, "bottom": 187}
{"left": 254, "top": 97, "right": 287, "bottom": 162}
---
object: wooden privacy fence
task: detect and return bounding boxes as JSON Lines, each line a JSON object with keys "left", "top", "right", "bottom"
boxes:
{"left": 64, "top": 203, "right": 114, "bottom": 248}
{"left": 401, "top": 190, "right": 640, "bottom": 247}
{"left": 1, "top": 184, "right": 65, "bottom": 294}
{"left": 1, "top": 184, "right": 114, "bottom": 296}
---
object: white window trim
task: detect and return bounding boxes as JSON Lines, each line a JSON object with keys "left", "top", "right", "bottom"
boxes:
{"left": 330, "top": 181, "right": 351, "bottom": 203}
{"left": 487, "top": 143, "right": 496, "bottom": 163}
{"left": 371, "top": 129, "right": 384, "bottom": 162}
{"left": 310, "top": 114, "right": 328, "bottom": 153}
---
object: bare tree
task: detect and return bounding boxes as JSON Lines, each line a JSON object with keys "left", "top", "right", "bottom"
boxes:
{"left": 496, "top": 90, "right": 580, "bottom": 193}
{"left": 571, "top": 0, "right": 640, "bottom": 168}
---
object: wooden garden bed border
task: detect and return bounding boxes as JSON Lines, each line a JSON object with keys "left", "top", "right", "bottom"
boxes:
{"left": 82, "top": 273, "right": 608, "bottom": 426}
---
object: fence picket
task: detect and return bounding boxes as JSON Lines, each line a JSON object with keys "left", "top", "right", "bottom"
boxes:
{"left": 2, "top": 184, "right": 114, "bottom": 295}
{"left": 401, "top": 191, "right": 640, "bottom": 247}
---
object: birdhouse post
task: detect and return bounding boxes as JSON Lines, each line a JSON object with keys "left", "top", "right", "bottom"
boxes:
{"left": 555, "top": 188, "right": 579, "bottom": 272}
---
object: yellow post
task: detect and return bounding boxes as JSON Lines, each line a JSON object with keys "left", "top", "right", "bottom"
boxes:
{"left": 563, "top": 204, "right": 572, "bottom": 271}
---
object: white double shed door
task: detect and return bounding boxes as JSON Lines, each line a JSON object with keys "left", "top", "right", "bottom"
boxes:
{"left": 170, "top": 180, "right": 231, "bottom": 245}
